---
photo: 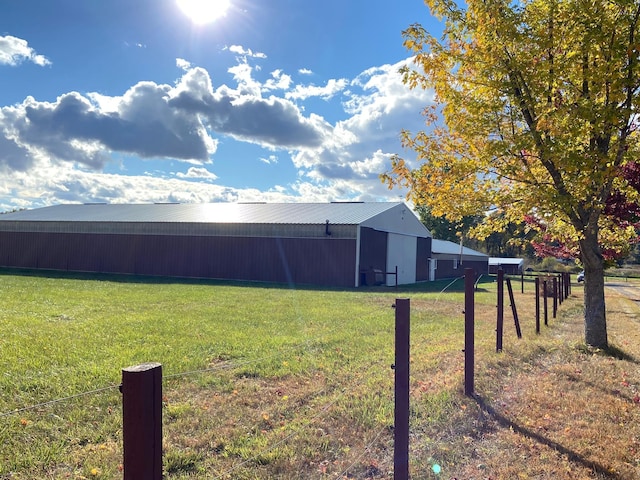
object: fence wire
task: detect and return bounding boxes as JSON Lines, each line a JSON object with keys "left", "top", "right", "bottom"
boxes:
{"left": 0, "top": 299, "right": 399, "bottom": 478}
{"left": 0, "top": 384, "right": 119, "bottom": 419}
{"left": 0, "top": 274, "right": 550, "bottom": 478}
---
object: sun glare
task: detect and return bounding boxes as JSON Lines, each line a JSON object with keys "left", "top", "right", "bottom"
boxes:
{"left": 176, "top": 0, "right": 230, "bottom": 25}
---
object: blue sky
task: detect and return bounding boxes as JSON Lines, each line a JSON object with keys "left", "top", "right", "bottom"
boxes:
{"left": 0, "top": 0, "right": 438, "bottom": 211}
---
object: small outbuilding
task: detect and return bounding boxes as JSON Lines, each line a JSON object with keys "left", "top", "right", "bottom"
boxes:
{"left": 430, "top": 239, "right": 489, "bottom": 280}
{"left": 0, "top": 202, "right": 432, "bottom": 288}
{"left": 489, "top": 257, "right": 524, "bottom": 275}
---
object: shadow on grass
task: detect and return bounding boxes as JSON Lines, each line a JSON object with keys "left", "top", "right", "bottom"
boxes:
{"left": 575, "top": 343, "right": 640, "bottom": 365}
{"left": 472, "top": 394, "right": 623, "bottom": 479}
{"left": 556, "top": 370, "right": 640, "bottom": 406}
{"left": 603, "top": 344, "right": 640, "bottom": 363}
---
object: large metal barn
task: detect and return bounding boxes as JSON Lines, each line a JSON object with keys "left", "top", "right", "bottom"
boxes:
{"left": 0, "top": 202, "right": 432, "bottom": 288}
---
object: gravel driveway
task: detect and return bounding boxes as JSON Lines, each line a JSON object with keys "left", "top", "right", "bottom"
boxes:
{"left": 605, "top": 280, "right": 640, "bottom": 302}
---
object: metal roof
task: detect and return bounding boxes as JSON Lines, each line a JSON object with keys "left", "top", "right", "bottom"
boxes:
{"left": 489, "top": 257, "right": 524, "bottom": 266}
{"left": 0, "top": 202, "right": 409, "bottom": 225}
{"left": 432, "top": 239, "right": 488, "bottom": 257}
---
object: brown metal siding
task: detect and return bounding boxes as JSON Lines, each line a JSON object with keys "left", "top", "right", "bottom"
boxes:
{"left": 435, "top": 259, "right": 488, "bottom": 280}
{"left": 202, "top": 236, "right": 356, "bottom": 286}
{"left": 434, "top": 259, "right": 460, "bottom": 280}
{"left": 359, "top": 227, "right": 387, "bottom": 272}
{"left": 0, "top": 231, "right": 357, "bottom": 287}
{"left": 489, "top": 264, "right": 521, "bottom": 275}
{"left": 468, "top": 259, "right": 489, "bottom": 276}
{"left": 416, "top": 237, "right": 431, "bottom": 281}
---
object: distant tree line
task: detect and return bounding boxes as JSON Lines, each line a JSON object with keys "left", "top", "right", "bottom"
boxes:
{"left": 416, "top": 205, "right": 534, "bottom": 258}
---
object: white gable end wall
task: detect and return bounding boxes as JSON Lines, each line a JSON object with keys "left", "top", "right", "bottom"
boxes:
{"left": 361, "top": 204, "right": 431, "bottom": 238}
{"left": 387, "top": 233, "right": 417, "bottom": 286}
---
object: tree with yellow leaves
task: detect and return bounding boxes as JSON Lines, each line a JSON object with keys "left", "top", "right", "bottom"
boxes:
{"left": 383, "top": 0, "right": 640, "bottom": 348}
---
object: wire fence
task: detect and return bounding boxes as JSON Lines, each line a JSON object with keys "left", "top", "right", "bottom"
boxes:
{"left": 0, "top": 385, "right": 119, "bottom": 420}
{"left": 0, "top": 271, "right": 559, "bottom": 479}
{"left": 0, "top": 298, "right": 401, "bottom": 478}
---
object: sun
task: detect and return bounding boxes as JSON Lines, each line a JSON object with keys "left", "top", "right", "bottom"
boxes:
{"left": 176, "top": 0, "right": 230, "bottom": 25}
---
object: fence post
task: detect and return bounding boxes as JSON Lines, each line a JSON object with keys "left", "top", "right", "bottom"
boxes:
{"left": 393, "top": 298, "right": 410, "bottom": 480}
{"left": 543, "top": 280, "right": 548, "bottom": 326}
{"left": 569, "top": 272, "right": 572, "bottom": 295}
{"left": 535, "top": 277, "right": 540, "bottom": 334}
{"left": 464, "top": 268, "right": 475, "bottom": 396}
{"left": 553, "top": 277, "right": 558, "bottom": 318}
{"left": 496, "top": 269, "right": 504, "bottom": 352}
{"left": 506, "top": 278, "right": 522, "bottom": 339}
{"left": 122, "top": 362, "right": 163, "bottom": 480}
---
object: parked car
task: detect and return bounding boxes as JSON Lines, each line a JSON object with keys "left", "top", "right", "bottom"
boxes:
{"left": 577, "top": 271, "right": 585, "bottom": 282}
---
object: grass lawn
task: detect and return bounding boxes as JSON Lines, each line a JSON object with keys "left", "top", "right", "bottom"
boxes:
{"left": 0, "top": 270, "right": 638, "bottom": 479}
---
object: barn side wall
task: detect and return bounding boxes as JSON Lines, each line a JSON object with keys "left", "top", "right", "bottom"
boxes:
{"left": 0, "top": 232, "right": 357, "bottom": 287}
{"left": 489, "top": 264, "right": 522, "bottom": 275}
{"left": 434, "top": 258, "right": 489, "bottom": 280}
{"left": 467, "top": 259, "right": 489, "bottom": 276}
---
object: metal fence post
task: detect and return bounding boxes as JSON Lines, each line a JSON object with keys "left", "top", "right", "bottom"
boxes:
{"left": 535, "top": 277, "right": 540, "bottom": 334}
{"left": 543, "top": 280, "right": 548, "bottom": 326}
{"left": 506, "top": 278, "right": 522, "bottom": 339}
{"left": 393, "top": 298, "right": 410, "bottom": 480}
{"left": 122, "top": 362, "right": 163, "bottom": 480}
{"left": 553, "top": 277, "right": 558, "bottom": 318}
{"left": 496, "top": 269, "right": 504, "bottom": 352}
{"left": 464, "top": 268, "right": 475, "bottom": 396}
{"left": 558, "top": 274, "right": 562, "bottom": 306}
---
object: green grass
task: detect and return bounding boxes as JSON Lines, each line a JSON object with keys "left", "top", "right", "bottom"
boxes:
{"left": 0, "top": 270, "right": 519, "bottom": 478}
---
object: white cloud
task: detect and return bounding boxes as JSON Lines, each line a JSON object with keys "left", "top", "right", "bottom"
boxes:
{"left": 0, "top": 63, "right": 336, "bottom": 175}
{"left": 227, "top": 62, "right": 263, "bottom": 96}
{"left": 123, "top": 41, "right": 146, "bottom": 49}
{"left": 227, "top": 45, "right": 267, "bottom": 59}
{"left": 286, "top": 78, "right": 348, "bottom": 101}
{"left": 263, "top": 69, "right": 292, "bottom": 91}
{"left": 259, "top": 154, "right": 278, "bottom": 165}
{"left": 176, "top": 58, "right": 192, "bottom": 71}
{"left": 176, "top": 166, "right": 218, "bottom": 180}
{"left": 0, "top": 159, "right": 360, "bottom": 212}
{"left": 298, "top": 68, "right": 313, "bottom": 75}
{"left": 171, "top": 66, "right": 332, "bottom": 149}
{"left": 86, "top": 92, "right": 122, "bottom": 113}
{"left": 291, "top": 58, "right": 433, "bottom": 199}
{"left": 0, "top": 35, "right": 51, "bottom": 67}
{"left": 3, "top": 86, "right": 217, "bottom": 169}
{"left": 0, "top": 52, "right": 426, "bottom": 209}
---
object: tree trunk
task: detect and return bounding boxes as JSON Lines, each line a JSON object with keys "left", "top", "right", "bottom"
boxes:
{"left": 579, "top": 228, "right": 608, "bottom": 348}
